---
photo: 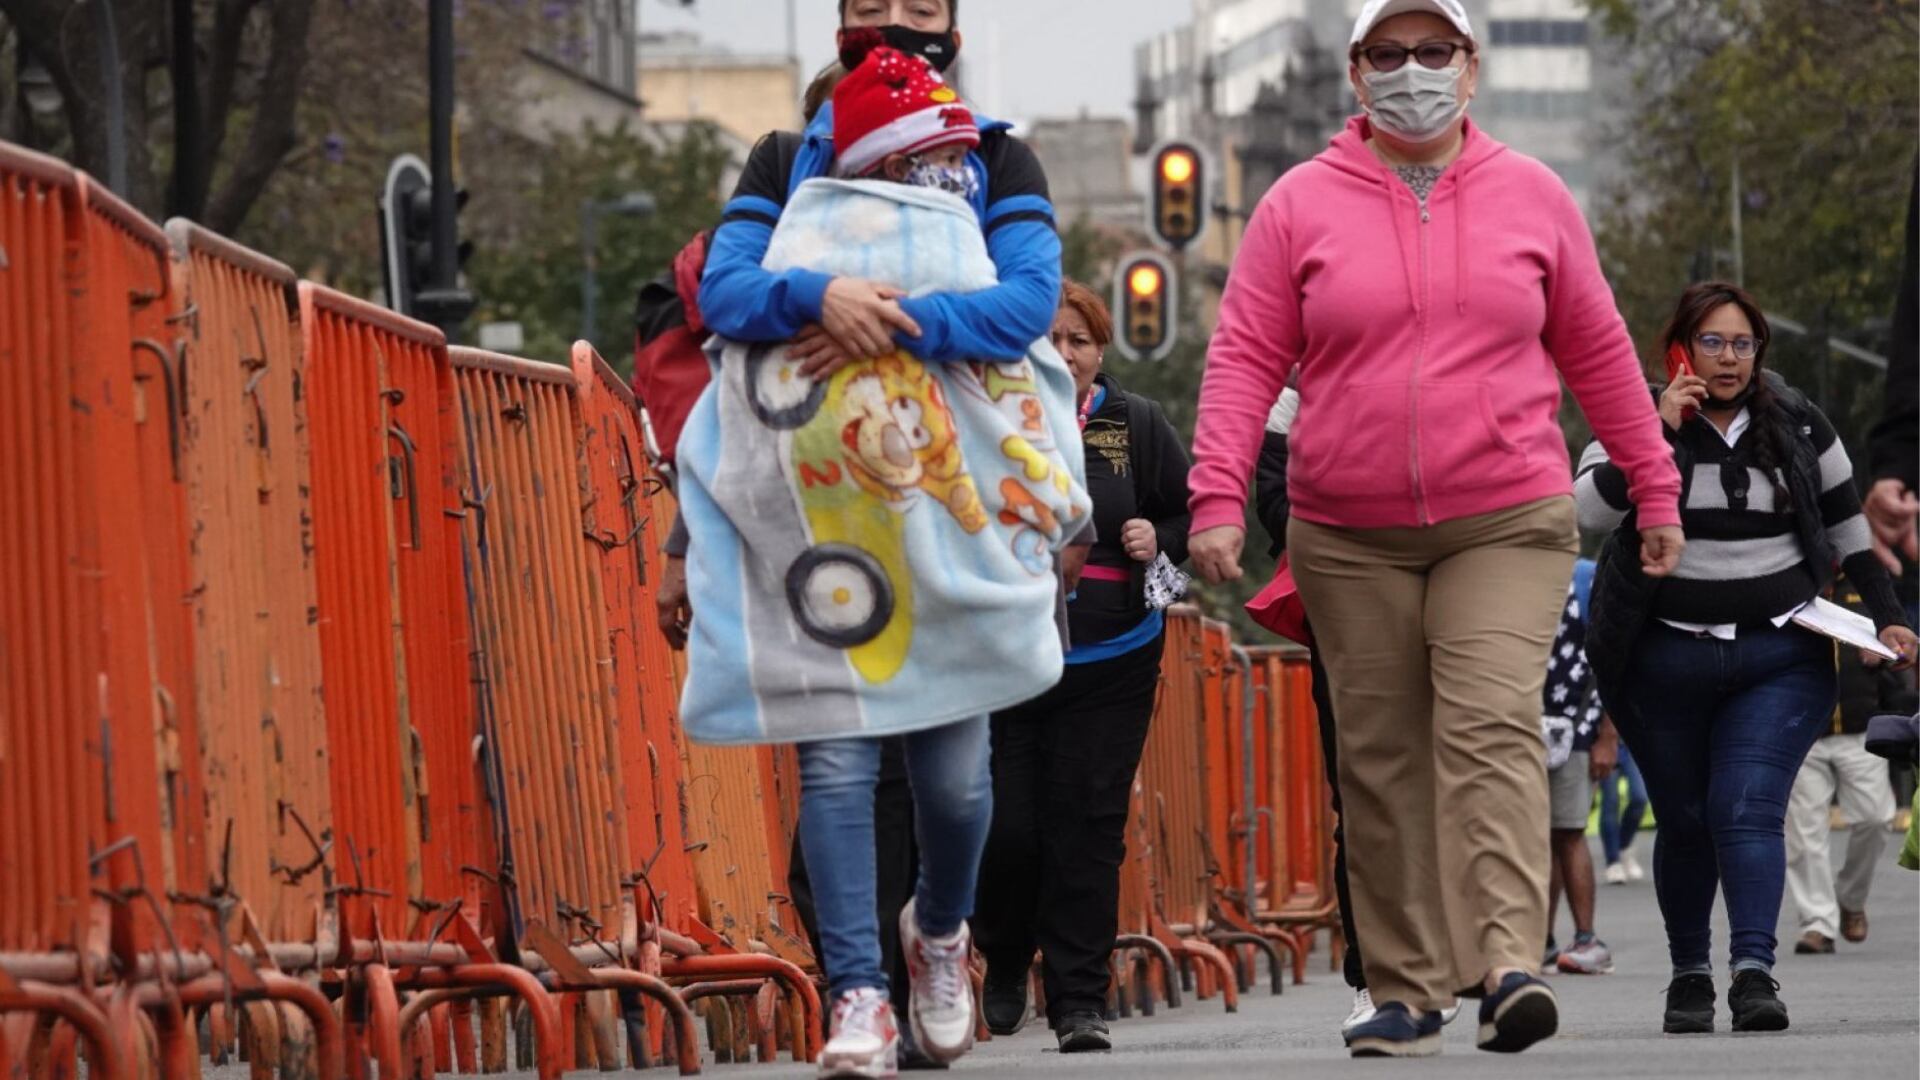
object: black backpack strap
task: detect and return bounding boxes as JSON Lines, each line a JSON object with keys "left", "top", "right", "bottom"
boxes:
{"left": 770, "top": 130, "right": 805, "bottom": 207}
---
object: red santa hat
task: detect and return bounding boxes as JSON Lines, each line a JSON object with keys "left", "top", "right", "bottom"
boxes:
{"left": 832, "top": 31, "right": 979, "bottom": 179}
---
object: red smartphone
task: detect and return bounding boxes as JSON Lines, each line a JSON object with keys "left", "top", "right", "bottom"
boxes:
{"left": 1665, "top": 343, "right": 1697, "bottom": 423}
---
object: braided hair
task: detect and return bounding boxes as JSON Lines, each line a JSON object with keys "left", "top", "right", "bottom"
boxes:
{"left": 1658, "top": 281, "right": 1794, "bottom": 509}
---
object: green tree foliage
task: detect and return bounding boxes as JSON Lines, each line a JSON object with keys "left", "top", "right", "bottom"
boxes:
{"left": 1588, "top": 0, "right": 1919, "bottom": 464}
{"left": 462, "top": 120, "right": 732, "bottom": 368}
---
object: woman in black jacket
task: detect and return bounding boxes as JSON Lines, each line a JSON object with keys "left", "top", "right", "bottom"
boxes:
{"left": 973, "top": 280, "right": 1192, "bottom": 1053}
{"left": 1578, "top": 281, "right": 1917, "bottom": 1037}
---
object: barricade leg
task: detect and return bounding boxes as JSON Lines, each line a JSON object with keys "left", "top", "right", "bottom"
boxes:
{"left": 363, "top": 964, "right": 406, "bottom": 1080}
{"left": 0, "top": 981, "right": 127, "bottom": 1080}
{"left": 1209, "top": 931, "right": 1287, "bottom": 996}
{"left": 584, "top": 970, "right": 700, "bottom": 1076}
{"left": 1114, "top": 935, "right": 1181, "bottom": 1009}
{"left": 1179, "top": 939, "right": 1239, "bottom": 1013}
{"left": 662, "top": 954, "right": 820, "bottom": 1062}
{"left": 400, "top": 967, "right": 563, "bottom": 1080}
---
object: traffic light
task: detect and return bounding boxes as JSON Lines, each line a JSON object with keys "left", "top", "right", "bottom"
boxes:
{"left": 1112, "top": 251, "right": 1176, "bottom": 361}
{"left": 381, "top": 154, "right": 431, "bottom": 316}
{"left": 1151, "top": 141, "right": 1205, "bottom": 251}
{"left": 380, "top": 154, "right": 473, "bottom": 322}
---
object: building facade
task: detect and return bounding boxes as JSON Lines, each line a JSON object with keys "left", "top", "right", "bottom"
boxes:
{"left": 1134, "top": 0, "right": 1614, "bottom": 219}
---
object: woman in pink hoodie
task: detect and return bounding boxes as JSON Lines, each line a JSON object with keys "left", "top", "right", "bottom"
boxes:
{"left": 1186, "top": 0, "right": 1685, "bottom": 1059}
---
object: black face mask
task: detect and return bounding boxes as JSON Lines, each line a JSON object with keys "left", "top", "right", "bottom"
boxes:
{"left": 839, "top": 24, "right": 959, "bottom": 73}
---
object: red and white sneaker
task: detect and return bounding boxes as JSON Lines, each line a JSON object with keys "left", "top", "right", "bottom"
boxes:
{"left": 899, "top": 899, "right": 976, "bottom": 1063}
{"left": 819, "top": 988, "right": 898, "bottom": 1079}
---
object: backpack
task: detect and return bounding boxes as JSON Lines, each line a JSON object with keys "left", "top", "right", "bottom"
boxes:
{"left": 631, "top": 133, "right": 809, "bottom": 482}
{"left": 630, "top": 229, "right": 713, "bottom": 480}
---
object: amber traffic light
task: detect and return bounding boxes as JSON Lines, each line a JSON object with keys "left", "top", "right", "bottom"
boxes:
{"left": 1151, "top": 142, "right": 1205, "bottom": 251}
{"left": 1113, "top": 252, "right": 1176, "bottom": 361}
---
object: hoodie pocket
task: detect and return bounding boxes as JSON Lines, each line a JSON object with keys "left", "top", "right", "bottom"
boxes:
{"left": 1416, "top": 381, "right": 1530, "bottom": 491}
{"left": 1294, "top": 381, "right": 1414, "bottom": 500}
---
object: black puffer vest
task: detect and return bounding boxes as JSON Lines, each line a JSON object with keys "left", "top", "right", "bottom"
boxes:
{"left": 1586, "top": 372, "right": 1831, "bottom": 720}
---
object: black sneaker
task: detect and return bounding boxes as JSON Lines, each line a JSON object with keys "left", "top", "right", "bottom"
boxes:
{"left": 1476, "top": 972, "right": 1558, "bottom": 1053}
{"left": 1728, "top": 970, "right": 1789, "bottom": 1033}
{"left": 1663, "top": 973, "right": 1716, "bottom": 1034}
{"left": 1054, "top": 1010, "right": 1111, "bottom": 1053}
{"left": 982, "top": 972, "right": 1030, "bottom": 1037}
{"left": 1346, "top": 1002, "right": 1444, "bottom": 1058}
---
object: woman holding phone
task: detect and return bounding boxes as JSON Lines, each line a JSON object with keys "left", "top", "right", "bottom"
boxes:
{"left": 1577, "top": 281, "right": 1918, "bottom": 1037}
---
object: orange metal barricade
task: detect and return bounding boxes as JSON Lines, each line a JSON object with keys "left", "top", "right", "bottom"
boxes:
{"left": 1123, "top": 608, "right": 1243, "bottom": 1010}
{"left": 1244, "top": 647, "right": 1340, "bottom": 970}
{"left": 0, "top": 144, "right": 130, "bottom": 1080}
{"left": 169, "top": 220, "right": 335, "bottom": 942}
{"left": 573, "top": 343, "right": 815, "bottom": 1069}
{"left": 449, "top": 347, "right": 633, "bottom": 939}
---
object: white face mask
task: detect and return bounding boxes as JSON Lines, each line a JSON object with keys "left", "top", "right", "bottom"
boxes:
{"left": 1362, "top": 63, "right": 1467, "bottom": 143}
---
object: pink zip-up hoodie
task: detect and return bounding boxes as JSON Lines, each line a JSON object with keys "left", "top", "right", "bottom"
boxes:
{"left": 1189, "top": 117, "right": 1681, "bottom": 534}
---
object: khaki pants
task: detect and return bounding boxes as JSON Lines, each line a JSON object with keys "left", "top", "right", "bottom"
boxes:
{"left": 1785, "top": 733, "right": 1894, "bottom": 939}
{"left": 1290, "top": 496, "right": 1577, "bottom": 1010}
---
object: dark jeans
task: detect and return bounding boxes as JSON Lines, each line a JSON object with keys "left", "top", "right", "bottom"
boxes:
{"left": 974, "top": 633, "right": 1163, "bottom": 1026}
{"left": 1613, "top": 622, "right": 1837, "bottom": 975}
{"left": 1308, "top": 645, "right": 1368, "bottom": 990}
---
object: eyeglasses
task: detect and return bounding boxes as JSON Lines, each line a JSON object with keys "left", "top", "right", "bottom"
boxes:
{"left": 1356, "top": 41, "right": 1474, "bottom": 72}
{"left": 1695, "top": 333, "right": 1760, "bottom": 360}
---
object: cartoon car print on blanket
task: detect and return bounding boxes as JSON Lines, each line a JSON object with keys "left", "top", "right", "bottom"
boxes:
{"left": 747, "top": 341, "right": 987, "bottom": 685}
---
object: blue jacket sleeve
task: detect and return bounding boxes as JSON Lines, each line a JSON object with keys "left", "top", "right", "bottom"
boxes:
{"left": 695, "top": 134, "right": 833, "bottom": 342}
{"left": 895, "top": 135, "right": 1062, "bottom": 363}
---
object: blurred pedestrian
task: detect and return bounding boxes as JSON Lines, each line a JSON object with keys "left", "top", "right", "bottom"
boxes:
{"left": 1599, "top": 744, "right": 1650, "bottom": 885}
{"left": 1186, "top": 0, "right": 1684, "bottom": 1058}
{"left": 975, "top": 281, "right": 1193, "bottom": 1053}
{"left": 1540, "top": 559, "right": 1617, "bottom": 977}
{"left": 1578, "top": 281, "right": 1919, "bottom": 1036}
{"left": 1784, "top": 577, "right": 1917, "bottom": 955}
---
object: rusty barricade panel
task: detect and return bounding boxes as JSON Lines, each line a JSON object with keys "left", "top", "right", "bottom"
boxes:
{"left": 450, "top": 348, "right": 629, "bottom": 945}
{"left": 0, "top": 145, "right": 101, "bottom": 958}
{"left": 168, "top": 219, "right": 332, "bottom": 939}
{"left": 74, "top": 176, "right": 201, "bottom": 957}
{"left": 303, "top": 282, "right": 483, "bottom": 937}
{"left": 1245, "top": 647, "right": 1335, "bottom": 922}
{"left": 570, "top": 346, "right": 700, "bottom": 940}
{"left": 1138, "top": 608, "right": 1212, "bottom": 930}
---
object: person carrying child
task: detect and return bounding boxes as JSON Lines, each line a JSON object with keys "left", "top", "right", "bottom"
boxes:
{"left": 674, "top": 37, "right": 1089, "bottom": 1080}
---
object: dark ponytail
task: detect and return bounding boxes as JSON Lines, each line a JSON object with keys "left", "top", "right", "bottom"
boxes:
{"left": 1659, "top": 281, "right": 1793, "bottom": 508}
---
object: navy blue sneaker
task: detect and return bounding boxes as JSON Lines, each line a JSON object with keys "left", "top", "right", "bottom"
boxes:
{"left": 1477, "top": 972, "right": 1558, "bottom": 1053}
{"left": 1346, "top": 1002, "right": 1444, "bottom": 1058}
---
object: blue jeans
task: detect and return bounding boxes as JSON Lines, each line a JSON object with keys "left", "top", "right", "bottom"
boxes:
{"left": 1613, "top": 623, "right": 1836, "bottom": 976}
{"left": 797, "top": 717, "right": 993, "bottom": 999}
{"left": 1598, "top": 744, "right": 1650, "bottom": 865}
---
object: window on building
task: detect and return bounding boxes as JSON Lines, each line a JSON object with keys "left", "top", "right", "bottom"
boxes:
{"left": 1487, "top": 19, "right": 1590, "bottom": 47}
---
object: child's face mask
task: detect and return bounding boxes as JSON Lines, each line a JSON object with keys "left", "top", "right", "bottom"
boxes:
{"left": 904, "top": 156, "right": 979, "bottom": 201}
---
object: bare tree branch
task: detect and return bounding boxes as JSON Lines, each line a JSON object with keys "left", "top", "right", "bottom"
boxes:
{"left": 202, "top": 0, "right": 312, "bottom": 233}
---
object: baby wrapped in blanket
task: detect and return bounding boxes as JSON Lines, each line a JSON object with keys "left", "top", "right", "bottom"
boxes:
{"left": 676, "top": 48, "right": 1090, "bottom": 747}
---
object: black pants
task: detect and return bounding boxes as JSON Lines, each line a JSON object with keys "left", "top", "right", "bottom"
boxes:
{"left": 1309, "top": 643, "right": 1367, "bottom": 990}
{"left": 974, "top": 633, "right": 1163, "bottom": 1026}
{"left": 788, "top": 737, "right": 916, "bottom": 1011}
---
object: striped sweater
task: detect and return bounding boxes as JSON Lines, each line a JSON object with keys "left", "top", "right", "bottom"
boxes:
{"left": 1576, "top": 400, "right": 1905, "bottom": 632}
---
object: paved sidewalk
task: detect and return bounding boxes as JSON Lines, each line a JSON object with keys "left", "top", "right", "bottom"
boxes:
{"left": 710, "top": 833, "right": 1918, "bottom": 1078}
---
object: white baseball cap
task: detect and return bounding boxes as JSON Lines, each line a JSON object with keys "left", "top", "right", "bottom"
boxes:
{"left": 1350, "top": 0, "right": 1476, "bottom": 46}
